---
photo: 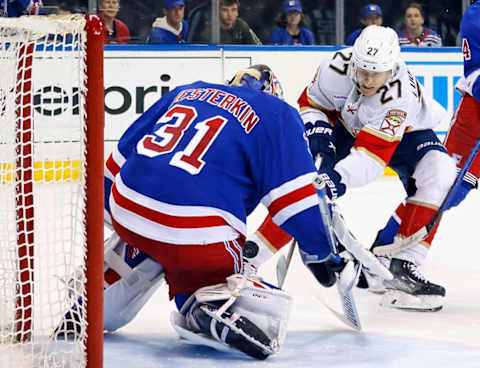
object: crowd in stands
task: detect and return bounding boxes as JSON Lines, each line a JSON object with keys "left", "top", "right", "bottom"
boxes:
{"left": 1, "top": 0, "right": 462, "bottom": 47}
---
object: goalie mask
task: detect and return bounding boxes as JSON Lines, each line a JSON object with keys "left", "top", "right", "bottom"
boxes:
{"left": 228, "top": 64, "right": 285, "bottom": 100}
{"left": 349, "top": 25, "right": 401, "bottom": 83}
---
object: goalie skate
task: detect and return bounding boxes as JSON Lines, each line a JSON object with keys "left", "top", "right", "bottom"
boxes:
{"left": 381, "top": 258, "right": 445, "bottom": 312}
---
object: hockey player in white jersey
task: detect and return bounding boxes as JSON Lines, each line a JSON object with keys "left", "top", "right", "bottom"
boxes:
{"left": 247, "top": 25, "right": 457, "bottom": 311}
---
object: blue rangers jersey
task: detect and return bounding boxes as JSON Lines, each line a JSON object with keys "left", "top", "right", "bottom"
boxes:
{"left": 458, "top": 2, "right": 480, "bottom": 101}
{"left": 0, "top": 0, "right": 41, "bottom": 17}
{"left": 104, "top": 81, "right": 330, "bottom": 260}
{"left": 461, "top": 2, "right": 480, "bottom": 78}
{"left": 398, "top": 27, "right": 442, "bottom": 47}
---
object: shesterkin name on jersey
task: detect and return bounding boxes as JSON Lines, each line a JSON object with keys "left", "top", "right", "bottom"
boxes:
{"left": 172, "top": 87, "right": 260, "bottom": 133}
{"left": 380, "top": 109, "right": 407, "bottom": 136}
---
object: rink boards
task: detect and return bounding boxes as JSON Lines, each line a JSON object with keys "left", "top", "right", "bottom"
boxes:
{"left": 0, "top": 45, "right": 463, "bottom": 181}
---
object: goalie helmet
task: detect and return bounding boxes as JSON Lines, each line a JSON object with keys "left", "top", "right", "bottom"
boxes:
{"left": 228, "top": 64, "right": 284, "bottom": 100}
{"left": 349, "top": 25, "right": 400, "bottom": 80}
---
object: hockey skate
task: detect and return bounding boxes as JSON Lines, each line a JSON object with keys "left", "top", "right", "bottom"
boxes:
{"left": 380, "top": 258, "right": 445, "bottom": 312}
{"left": 356, "top": 256, "right": 388, "bottom": 294}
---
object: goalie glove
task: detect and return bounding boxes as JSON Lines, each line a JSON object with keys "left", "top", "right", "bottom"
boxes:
{"left": 299, "top": 248, "right": 347, "bottom": 287}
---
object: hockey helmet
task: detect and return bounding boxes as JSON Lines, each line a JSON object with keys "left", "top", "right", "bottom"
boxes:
{"left": 349, "top": 25, "right": 400, "bottom": 81}
{"left": 228, "top": 64, "right": 284, "bottom": 100}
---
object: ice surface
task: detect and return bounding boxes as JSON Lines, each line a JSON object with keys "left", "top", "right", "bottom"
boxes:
{"left": 104, "top": 178, "right": 480, "bottom": 367}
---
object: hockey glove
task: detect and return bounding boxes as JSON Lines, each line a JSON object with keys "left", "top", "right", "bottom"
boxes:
{"left": 445, "top": 176, "right": 477, "bottom": 210}
{"left": 299, "top": 248, "right": 346, "bottom": 287}
{"left": 314, "top": 169, "right": 346, "bottom": 201}
{"left": 304, "top": 120, "right": 336, "bottom": 170}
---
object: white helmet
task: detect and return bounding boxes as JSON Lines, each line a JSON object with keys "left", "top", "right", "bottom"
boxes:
{"left": 350, "top": 25, "right": 400, "bottom": 79}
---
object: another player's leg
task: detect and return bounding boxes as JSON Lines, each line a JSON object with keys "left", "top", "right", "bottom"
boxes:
{"left": 374, "top": 148, "right": 456, "bottom": 311}
{"left": 443, "top": 94, "right": 480, "bottom": 209}
{"left": 243, "top": 214, "right": 293, "bottom": 274}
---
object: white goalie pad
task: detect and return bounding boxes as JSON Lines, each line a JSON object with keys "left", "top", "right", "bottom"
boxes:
{"left": 103, "top": 232, "right": 165, "bottom": 331}
{"left": 172, "top": 274, "right": 292, "bottom": 355}
{"left": 170, "top": 311, "right": 236, "bottom": 353}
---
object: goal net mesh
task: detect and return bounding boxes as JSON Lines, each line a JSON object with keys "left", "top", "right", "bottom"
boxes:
{"left": 0, "top": 15, "right": 92, "bottom": 368}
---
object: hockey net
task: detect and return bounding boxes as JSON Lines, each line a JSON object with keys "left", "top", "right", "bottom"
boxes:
{"left": 0, "top": 15, "right": 104, "bottom": 368}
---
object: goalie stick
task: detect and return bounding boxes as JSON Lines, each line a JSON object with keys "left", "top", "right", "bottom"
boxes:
{"left": 315, "top": 181, "right": 362, "bottom": 330}
{"left": 374, "top": 135, "right": 480, "bottom": 257}
{"left": 276, "top": 239, "right": 296, "bottom": 289}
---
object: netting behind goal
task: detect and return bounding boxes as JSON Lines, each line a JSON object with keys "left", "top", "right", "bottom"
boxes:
{"left": 0, "top": 15, "right": 104, "bottom": 368}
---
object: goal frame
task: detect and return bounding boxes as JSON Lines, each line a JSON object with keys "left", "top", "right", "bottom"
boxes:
{"left": 12, "top": 14, "right": 105, "bottom": 367}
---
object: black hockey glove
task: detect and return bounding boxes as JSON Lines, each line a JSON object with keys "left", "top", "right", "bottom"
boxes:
{"left": 314, "top": 170, "right": 346, "bottom": 201}
{"left": 304, "top": 120, "right": 336, "bottom": 170}
{"left": 306, "top": 257, "right": 347, "bottom": 287}
{"left": 299, "top": 245, "right": 347, "bottom": 288}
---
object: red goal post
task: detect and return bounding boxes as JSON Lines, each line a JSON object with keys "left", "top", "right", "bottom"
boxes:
{"left": 0, "top": 14, "right": 104, "bottom": 368}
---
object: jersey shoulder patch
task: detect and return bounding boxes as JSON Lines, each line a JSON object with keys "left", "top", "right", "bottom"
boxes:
{"left": 380, "top": 110, "right": 407, "bottom": 136}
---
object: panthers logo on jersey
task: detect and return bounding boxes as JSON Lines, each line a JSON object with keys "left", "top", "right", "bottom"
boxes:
{"left": 380, "top": 109, "right": 406, "bottom": 136}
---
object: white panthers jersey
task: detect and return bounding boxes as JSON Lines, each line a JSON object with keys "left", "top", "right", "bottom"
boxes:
{"left": 298, "top": 47, "right": 446, "bottom": 188}
{"left": 303, "top": 48, "right": 442, "bottom": 136}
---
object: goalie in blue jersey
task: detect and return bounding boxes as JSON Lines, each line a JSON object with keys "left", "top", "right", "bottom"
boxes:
{"left": 101, "top": 64, "right": 332, "bottom": 359}
{"left": 57, "top": 64, "right": 388, "bottom": 359}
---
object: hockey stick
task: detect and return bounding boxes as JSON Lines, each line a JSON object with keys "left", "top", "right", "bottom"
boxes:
{"left": 315, "top": 181, "right": 362, "bottom": 330}
{"left": 374, "top": 135, "right": 480, "bottom": 257}
{"left": 276, "top": 239, "right": 297, "bottom": 288}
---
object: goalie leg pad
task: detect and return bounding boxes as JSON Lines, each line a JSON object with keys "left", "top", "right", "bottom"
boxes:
{"left": 192, "top": 303, "right": 275, "bottom": 360}
{"left": 103, "top": 233, "right": 165, "bottom": 332}
{"left": 172, "top": 274, "right": 292, "bottom": 359}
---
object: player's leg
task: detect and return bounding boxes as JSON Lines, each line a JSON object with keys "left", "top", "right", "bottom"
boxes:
{"left": 54, "top": 232, "right": 165, "bottom": 336}
{"left": 114, "top": 221, "right": 292, "bottom": 360}
{"left": 244, "top": 214, "right": 292, "bottom": 272}
{"left": 443, "top": 94, "right": 480, "bottom": 208}
{"left": 374, "top": 130, "right": 456, "bottom": 311}
{"left": 103, "top": 232, "right": 165, "bottom": 332}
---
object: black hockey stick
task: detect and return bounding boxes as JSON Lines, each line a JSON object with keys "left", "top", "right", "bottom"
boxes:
{"left": 374, "top": 136, "right": 480, "bottom": 257}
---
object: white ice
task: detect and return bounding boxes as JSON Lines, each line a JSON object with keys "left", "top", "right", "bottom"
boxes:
{"left": 104, "top": 177, "right": 480, "bottom": 368}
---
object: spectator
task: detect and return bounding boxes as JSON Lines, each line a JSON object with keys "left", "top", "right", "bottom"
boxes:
{"left": 149, "top": 0, "right": 188, "bottom": 44}
{"left": 345, "top": 3, "right": 382, "bottom": 46}
{"left": 191, "top": 0, "right": 261, "bottom": 45}
{"left": 398, "top": 2, "right": 442, "bottom": 47}
{"left": 98, "top": 0, "right": 130, "bottom": 44}
{"left": 270, "top": 0, "right": 315, "bottom": 45}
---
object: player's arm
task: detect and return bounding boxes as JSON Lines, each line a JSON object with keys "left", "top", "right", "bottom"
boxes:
{"left": 297, "top": 52, "right": 351, "bottom": 169}
{"left": 253, "top": 106, "right": 334, "bottom": 277}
